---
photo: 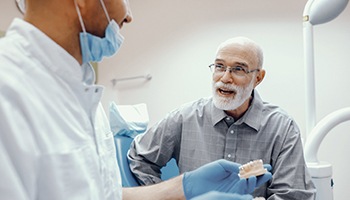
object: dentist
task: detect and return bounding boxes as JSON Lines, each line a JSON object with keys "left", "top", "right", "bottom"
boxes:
{"left": 0, "top": 0, "right": 271, "bottom": 199}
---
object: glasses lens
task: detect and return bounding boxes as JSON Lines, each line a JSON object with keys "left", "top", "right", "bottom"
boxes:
{"left": 210, "top": 64, "right": 221, "bottom": 73}
{"left": 210, "top": 64, "right": 252, "bottom": 77}
{"left": 232, "top": 67, "right": 246, "bottom": 76}
{"left": 215, "top": 64, "right": 226, "bottom": 72}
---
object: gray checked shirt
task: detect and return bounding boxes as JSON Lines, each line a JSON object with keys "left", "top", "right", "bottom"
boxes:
{"left": 128, "top": 90, "right": 316, "bottom": 199}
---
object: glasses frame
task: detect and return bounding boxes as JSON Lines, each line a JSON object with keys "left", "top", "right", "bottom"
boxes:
{"left": 208, "top": 63, "right": 260, "bottom": 76}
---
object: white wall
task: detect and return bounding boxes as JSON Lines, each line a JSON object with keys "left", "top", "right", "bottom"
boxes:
{"left": 1, "top": 0, "right": 349, "bottom": 199}
{"left": 0, "top": 1, "right": 22, "bottom": 30}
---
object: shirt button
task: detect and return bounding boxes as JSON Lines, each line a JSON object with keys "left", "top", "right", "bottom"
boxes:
{"left": 226, "top": 117, "right": 231, "bottom": 121}
{"left": 230, "top": 130, "right": 234, "bottom": 134}
{"left": 227, "top": 154, "right": 232, "bottom": 158}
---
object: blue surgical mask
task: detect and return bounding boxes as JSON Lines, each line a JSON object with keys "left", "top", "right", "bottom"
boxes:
{"left": 75, "top": 0, "right": 124, "bottom": 64}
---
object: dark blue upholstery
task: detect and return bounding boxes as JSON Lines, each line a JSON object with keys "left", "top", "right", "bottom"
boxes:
{"left": 114, "top": 135, "right": 179, "bottom": 187}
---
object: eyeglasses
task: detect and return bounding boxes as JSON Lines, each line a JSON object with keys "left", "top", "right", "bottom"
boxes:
{"left": 208, "top": 63, "right": 260, "bottom": 77}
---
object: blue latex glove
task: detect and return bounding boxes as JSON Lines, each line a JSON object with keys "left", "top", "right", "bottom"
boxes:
{"left": 182, "top": 159, "right": 272, "bottom": 199}
{"left": 190, "top": 191, "right": 253, "bottom": 200}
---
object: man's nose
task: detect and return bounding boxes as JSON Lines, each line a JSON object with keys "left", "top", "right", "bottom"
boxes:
{"left": 220, "top": 69, "right": 234, "bottom": 83}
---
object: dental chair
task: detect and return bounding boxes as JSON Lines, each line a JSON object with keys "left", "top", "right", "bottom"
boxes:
{"left": 114, "top": 135, "right": 179, "bottom": 187}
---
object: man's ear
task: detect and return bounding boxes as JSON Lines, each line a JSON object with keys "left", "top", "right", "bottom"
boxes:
{"left": 254, "top": 69, "right": 265, "bottom": 87}
{"left": 75, "top": 0, "right": 85, "bottom": 7}
{"left": 75, "top": 0, "right": 87, "bottom": 13}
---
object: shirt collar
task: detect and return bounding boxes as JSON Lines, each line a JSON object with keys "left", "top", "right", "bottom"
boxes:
{"left": 82, "top": 63, "right": 96, "bottom": 85}
{"left": 236, "top": 90, "right": 263, "bottom": 131}
{"left": 210, "top": 98, "right": 229, "bottom": 126}
{"left": 210, "top": 90, "right": 264, "bottom": 131}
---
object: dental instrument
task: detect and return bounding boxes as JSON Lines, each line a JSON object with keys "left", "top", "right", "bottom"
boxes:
{"left": 303, "top": 0, "right": 349, "bottom": 199}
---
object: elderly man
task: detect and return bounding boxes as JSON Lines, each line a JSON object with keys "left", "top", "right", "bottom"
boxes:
{"left": 0, "top": 0, "right": 272, "bottom": 199}
{"left": 128, "top": 37, "right": 316, "bottom": 199}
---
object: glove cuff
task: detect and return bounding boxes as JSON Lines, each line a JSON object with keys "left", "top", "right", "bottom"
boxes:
{"left": 182, "top": 172, "right": 194, "bottom": 199}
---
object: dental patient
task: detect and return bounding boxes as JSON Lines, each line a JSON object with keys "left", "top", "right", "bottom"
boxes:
{"left": 128, "top": 36, "right": 316, "bottom": 199}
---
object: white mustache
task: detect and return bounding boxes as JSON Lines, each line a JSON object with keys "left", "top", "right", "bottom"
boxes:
{"left": 214, "top": 81, "right": 240, "bottom": 93}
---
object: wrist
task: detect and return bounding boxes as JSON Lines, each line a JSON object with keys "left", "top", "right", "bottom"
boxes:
{"left": 122, "top": 175, "right": 186, "bottom": 200}
{"left": 152, "top": 175, "right": 185, "bottom": 200}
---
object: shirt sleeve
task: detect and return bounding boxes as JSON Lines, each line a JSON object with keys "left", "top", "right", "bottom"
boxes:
{"left": 266, "top": 120, "right": 316, "bottom": 200}
{"left": 127, "top": 109, "right": 182, "bottom": 185}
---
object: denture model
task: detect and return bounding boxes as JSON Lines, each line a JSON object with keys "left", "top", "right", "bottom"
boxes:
{"left": 238, "top": 159, "right": 267, "bottom": 179}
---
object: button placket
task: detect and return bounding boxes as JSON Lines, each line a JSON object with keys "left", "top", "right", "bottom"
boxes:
{"left": 224, "top": 124, "right": 237, "bottom": 161}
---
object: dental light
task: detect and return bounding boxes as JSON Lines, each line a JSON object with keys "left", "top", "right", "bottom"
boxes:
{"left": 303, "top": 0, "right": 348, "bottom": 25}
{"left": 303, "top": 0, "right": 349, "bottom": 200}
{"left": 303, "top": 0, "right": 349, "bottom": 136}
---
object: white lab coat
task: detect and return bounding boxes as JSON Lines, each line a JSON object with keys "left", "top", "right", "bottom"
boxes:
{"left": 0, "top": 18, "right": 122, "bottom": 200}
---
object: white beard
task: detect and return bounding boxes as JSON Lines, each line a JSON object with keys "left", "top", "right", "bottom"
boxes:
{"left": 212, "top": 79, "right": 255, "bottom": 111}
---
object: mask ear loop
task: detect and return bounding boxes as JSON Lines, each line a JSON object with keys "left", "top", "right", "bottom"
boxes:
{"left": 99, "top": 0, "right": 111, "bottom": 22}
{"left": 74, "top": 0, "right": 87, "bottom": 33}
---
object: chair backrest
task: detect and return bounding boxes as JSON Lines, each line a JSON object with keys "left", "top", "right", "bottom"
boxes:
{"left": 114, "top": 135, "right": 179, "bottom": 187}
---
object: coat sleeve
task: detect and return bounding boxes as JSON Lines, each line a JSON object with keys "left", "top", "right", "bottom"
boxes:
{"left": 0, "top": 95, "right": 39, "bottom": 200}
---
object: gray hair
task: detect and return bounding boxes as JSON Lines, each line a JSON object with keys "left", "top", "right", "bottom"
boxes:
{"left": 216, "top": 37, "right": 264, "bottom": 69}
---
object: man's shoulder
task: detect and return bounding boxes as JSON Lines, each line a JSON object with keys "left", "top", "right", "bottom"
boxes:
{"left": 261, "top": 101, "right": 293, "bottom": 120}
{"left": 254, "top": 91, "right": 293, "bottom": 120}
{"left": 0, "top": 30, "right": 32, "bottom": 75}
{"left": 258, "top": 101, "right": 301, "bottom": 134}
{"left": 165, "top": 97, "right": 212, "bottom": 119}
{"left": 178, "top": 97, "right": 212, "bottom": 111}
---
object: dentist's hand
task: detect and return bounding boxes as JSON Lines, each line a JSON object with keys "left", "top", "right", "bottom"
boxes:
{"left": 182, "top": 159, "right": 272, "bottom": 199}
{"left": 190, "top": 191, "right": 253, "bottom": 200}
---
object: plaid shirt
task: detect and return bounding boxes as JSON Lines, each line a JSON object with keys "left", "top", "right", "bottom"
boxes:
{"left": 128, "top": 90, "right": 316, "bottom": 199}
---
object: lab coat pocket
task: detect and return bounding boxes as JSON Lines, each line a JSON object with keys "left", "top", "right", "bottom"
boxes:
{"left": 37, "top": 145, "right": 103, "bottom": 200}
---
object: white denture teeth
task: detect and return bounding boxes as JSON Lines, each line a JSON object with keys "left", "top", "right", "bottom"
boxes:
{"left": 238, "top": 159, "right": 267, "bottom": 179}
